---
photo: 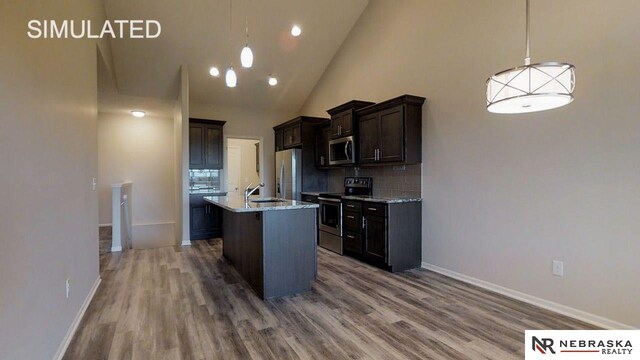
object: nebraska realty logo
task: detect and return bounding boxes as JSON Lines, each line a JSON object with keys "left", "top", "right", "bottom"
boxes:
{"left": 525, "top": 330, "right": 639, "bottom": 359}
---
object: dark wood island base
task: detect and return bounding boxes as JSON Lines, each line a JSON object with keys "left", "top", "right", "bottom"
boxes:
{"left": 218, "top": 205, "right": 317, "bottom": 299}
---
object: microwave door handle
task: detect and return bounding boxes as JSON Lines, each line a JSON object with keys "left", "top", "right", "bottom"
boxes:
{"left": 344, "top": 140, "right": 350, "bottom": 160}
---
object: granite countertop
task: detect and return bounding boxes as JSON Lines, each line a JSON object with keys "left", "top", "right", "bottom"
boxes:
{"left": 204, "top": 195, "right": 319, "bottom": 213}
{"left": 300, "top": 191, "right": 322, "bottom": 196}
{"left": 190, "top": 190, "right": 227, "bottom": 195}
{"left": 341, "top": 195, "right": 422, "bottom": 204}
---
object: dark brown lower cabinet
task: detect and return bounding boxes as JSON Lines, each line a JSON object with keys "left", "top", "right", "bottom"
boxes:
{"left": 342, "top": 200, "right": 421, "bottom": 272}
{"left": 363, "top": 214, "right": 387, "bottom": 266}
{"left": 190, "top": 195, "right": 222, "bottom": 240}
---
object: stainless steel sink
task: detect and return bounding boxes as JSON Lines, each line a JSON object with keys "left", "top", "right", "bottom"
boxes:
{"left": 250, "top": 198, "right": 287, "bottom": 203}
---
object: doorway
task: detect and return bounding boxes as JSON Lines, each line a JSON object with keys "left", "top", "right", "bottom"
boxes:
{"left": 226, "top": 138, "right": 262, "bottom": 195}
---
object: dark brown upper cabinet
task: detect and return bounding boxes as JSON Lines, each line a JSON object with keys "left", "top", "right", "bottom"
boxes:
{"left": 327, "top": 100, "right": 374, "bottom": 140}
{"left": 274, "top": 116, "right": 329, "bottom": 192}
{"left": 189, "top": 118, "right": 225, "bottom": 170}
{"left": 275, "top": 128, "right": 284, "bottom": 152}
{"left": 282, "top": 122, "right": 302, "bottom": 148}
{"left": 315, "top": 122, "right": 332, "bottom": 169}
{"left": 356, "top": 95, "right": 425, "bottom": 166}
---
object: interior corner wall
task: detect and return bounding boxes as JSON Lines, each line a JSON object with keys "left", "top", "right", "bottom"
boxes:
{"left": 189, "top": 102, "right": 296, "bottom": 198}
{"left": 174, "top": 102, "right": 183, "bottom": 244}
{"left": 0, "top": 1, "right": 107, "bottom": 358}
{"left": 299, "top": 0, "right": 640, "bottom": 328}
{"left": 179, "top": 66, "right": 190, "bottom": 244}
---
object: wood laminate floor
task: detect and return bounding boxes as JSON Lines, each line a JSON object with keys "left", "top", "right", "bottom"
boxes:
{"left": 64, "top": 239, "right": 596, "bottom": 360}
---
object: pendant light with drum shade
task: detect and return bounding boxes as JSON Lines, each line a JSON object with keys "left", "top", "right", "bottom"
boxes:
{"left": 225, "top": 0, "right": 237, "bottom": 87}
{"left": 486, "top": 0, "right": 575, "bottom": 114}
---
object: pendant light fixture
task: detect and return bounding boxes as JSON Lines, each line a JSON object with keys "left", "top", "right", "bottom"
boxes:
{"left": 486, "top": 0, "right": 575, "bottom": 114}
{"left": 240, "top": 16, "right": 253, "bottom": 68}
{"left": 225, "top": 66, "right": 237, "bottom": 87}
{"left": 225, "top": 0, "right": 237, "bottom": 88}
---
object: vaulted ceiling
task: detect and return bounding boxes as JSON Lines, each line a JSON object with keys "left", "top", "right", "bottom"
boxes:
{"left": 103, "top": 0, "right": 369, "bottom": 112}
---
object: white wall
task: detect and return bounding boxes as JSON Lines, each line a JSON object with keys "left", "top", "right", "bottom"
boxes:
{"left": 190, "top": 102, "right": 295, "bottom": 197}
{"left": 179, "top": 66, "right": 190, "bottom": 244}
{"left": 300, "top": 0, "right": 640, "bottom": 328}
{"left": 0, "top": 1, "right": 108, "bottom": 358}
{"left": 98, "top": 112, "right": 176, "bottom": 226}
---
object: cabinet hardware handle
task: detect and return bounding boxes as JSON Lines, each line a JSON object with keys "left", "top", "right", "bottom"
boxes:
{"left": 347, "top": 204, "right": 355, "bottom": 208}
{"left": 368, "top": 208, "right": 377, "bottom": 211}
{"left": 362, "top": 216, "right": 366, "bottom": 229}
{"left": 347, "top": 215, "right": 355, "bottom": 219}
{"left": 346, "top": 235, "right": 355, "bottom": 239}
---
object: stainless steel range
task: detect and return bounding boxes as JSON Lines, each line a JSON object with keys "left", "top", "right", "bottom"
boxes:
{"left": 317, "top": 177, "right": 372, "bottom": 254}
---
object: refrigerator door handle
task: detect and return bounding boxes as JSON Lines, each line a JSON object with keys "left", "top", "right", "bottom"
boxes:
{"left": 279, "top": 159, "right": 285, "bottom": 198}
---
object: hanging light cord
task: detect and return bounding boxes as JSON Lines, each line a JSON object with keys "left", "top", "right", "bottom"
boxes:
{"left": 524, "top": 0, "right": 531, "bottom": 65}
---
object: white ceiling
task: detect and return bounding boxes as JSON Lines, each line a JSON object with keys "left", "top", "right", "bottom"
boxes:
{"left": 104, "top": 0, "right": 369, "bottom": 112}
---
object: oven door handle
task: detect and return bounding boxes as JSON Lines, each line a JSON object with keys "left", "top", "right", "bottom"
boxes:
{"left": 318, "top": 197, "right": 341, "bottom": 203}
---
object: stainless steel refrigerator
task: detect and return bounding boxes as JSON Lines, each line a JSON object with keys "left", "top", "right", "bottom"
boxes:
{"left": 275, "top": 149, "right": 302, "bottom": 200}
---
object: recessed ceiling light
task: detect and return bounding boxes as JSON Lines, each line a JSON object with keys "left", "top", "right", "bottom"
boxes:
{"left": 131, "top": 111, "right": 145, "bottom": 118}
{"left": 268, "top": 76, "right": 278, "bottom": 86}
{"left": 209, "top": 66, "right": 220, "bottom": 77}
{"left": 291, "top": 25, "right": 302, "bottom": 37}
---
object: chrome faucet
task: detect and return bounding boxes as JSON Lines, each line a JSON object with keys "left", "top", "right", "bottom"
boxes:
{"left": 244, "top": 183, "right": 265, "bottom": 202}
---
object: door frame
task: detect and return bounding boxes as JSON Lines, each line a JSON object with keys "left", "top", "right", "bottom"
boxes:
{"left": 223, "top": 135, "right": 264, "bottom": 194}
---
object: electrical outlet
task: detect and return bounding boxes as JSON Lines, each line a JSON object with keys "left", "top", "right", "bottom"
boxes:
{"left": 65, "top": 278, "right": 71, "bottom": 298}
{"left": 552, "top": 260, "right": 564, "bottom": 277}
{"left": 92, "top": 178, "right": 97, "bottom": 191}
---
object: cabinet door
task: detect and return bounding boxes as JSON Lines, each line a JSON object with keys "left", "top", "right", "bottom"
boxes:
{"left": 204, "top": 124, "right": 223, "bottom": 169}
{"left": 190, "top": 203, "right": 209, "bottom": 237}
{"left": 378, "top": 106, "right": 404, "bottom": 163}
{"left": 283, "top": 124, "right": 301, "bottom": 148}
{"left": 315, "top": 126, "right": 330, "bottom": 167}
{"left": 358, "top": 113, "right": 378, "bottom": 164}
{"left": 208, "top": 205, "right": 222, "bottom": 236}
{"left": 330, "top": 116, "right": 342, "bottom": 138}
{"left": 283, "top": 127, "right": 293, "bottom": 148}
{"left": 290, "top": 124, "right": 302, "bottom": 146}
{"left": 344, "top": 231, "right": 363, "bottom": 257}
{"left": 364, "top": 215, "right": 387, "bottom": 264}
{"left": 275, "top": 129, "right": 284, "bottom": 152}
{"left": 340, "top": 111, "right": 354, "bottom": 137}
{"left": 189, "top": 123, "right": 206, "bottom": 169}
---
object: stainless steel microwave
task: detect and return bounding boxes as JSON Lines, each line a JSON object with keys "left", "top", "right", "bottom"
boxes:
{"left": 329, "top": 136, "right": 355, "bottom": 166}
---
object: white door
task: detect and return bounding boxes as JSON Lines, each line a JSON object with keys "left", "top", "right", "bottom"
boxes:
{"left": 227, "top": 145, "right": 242, "bottom": 193}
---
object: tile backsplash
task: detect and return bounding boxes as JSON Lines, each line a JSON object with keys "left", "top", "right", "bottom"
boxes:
{"left": 328, "top": 164, "right": 422, "bottom": 198}
{"left": 189, "top": 169, "right": 222, "bottom": 192}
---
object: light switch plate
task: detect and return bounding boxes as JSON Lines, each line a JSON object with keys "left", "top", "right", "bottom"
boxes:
{"left": 552, "top": 260, "right": 564, "bottom": 277}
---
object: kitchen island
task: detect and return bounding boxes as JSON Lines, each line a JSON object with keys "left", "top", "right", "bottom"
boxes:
{"left": 204, "top": 195, "right": 319, "bottom": 299}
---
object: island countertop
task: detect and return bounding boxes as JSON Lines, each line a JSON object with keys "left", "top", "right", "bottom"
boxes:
{"left": 204, "top": 195, "right": 319, "bottom": 213}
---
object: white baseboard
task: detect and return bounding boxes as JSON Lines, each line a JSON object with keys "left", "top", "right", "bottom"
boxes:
{"left": 53, "top": 277, "right": 102, "bottom": 360}
{"left": 421, "top": 262, "right": 635, "bottom": 330}
{"left": 111, "top": 246, "right": 122, "bottom": 252}
{"left": 98, "top": 223, "right": 112, "bottom": 227}
{"left": 181, "top": 240, "right": 191, "bottom": 246}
